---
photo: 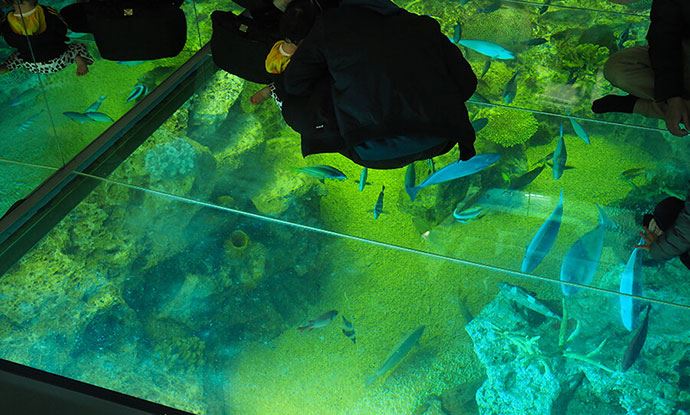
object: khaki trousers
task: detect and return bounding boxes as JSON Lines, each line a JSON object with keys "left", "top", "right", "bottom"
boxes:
{"left": 603, "top": 39, "right": 690, "bottom": 118}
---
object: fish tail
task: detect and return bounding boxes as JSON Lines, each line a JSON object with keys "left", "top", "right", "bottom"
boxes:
{"left": 365, "top": 374, "right": 378, "bottom": 386}
{"left": 406, "top": 186, "right": 419, "bottom": 202}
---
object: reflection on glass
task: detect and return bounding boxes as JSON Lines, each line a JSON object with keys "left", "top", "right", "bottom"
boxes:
{"left": 0, "top": 175, "right": 688, "bottom": 414}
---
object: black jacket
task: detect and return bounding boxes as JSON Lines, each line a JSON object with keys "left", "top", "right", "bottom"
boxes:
{"left": 1, "top": 6, "right": 68, "bottom": 62}
{"left": 283, "top": 4, "right": 477, "bottom": 161}
{"left": 647, "top": 0, "right": 690, "bottom": 101}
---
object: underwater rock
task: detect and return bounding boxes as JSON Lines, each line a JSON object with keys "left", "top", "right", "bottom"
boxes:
{"left": 188, "top": 71, "right": 244, "bottom": 142}
{"left": 144, "top": 137, "right": 197, "bottom": 180}
{"left": 144, "top": 317, "right": 206, "bottom": 371}
{"left": 74, "top": 303, "right": 142, "bottom": 357}
{"left": 578, "top": 25, "right": 618, "bottom": 53}
{"left": 212, "top": 112, "right": 265, "bottom": 170}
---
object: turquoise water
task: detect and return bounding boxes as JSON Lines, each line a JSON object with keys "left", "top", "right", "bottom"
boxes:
{"left": 2, "top": 0, "right": 690, "bottom": 414}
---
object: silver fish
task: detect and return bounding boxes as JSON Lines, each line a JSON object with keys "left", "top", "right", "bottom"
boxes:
{"left": 499, "top": 282, "right": 561, "bottom": 320}
{"left": 366, "top": 325, "right": 425, "bottom": 386}
{"left": 85, "top": 95, "right": 106, "bottom": 113}
{"left": 560, "top": 205, "right": 608, "bottom": 296}
{"left": 298, "top": 310, "right": 338, "bottom": 332}
{"left": 521, "top": 190, "right": 564, "bottom": 273}
{"left": 621, "top": 304, "right": 651, "bottom": 371}
{"left": 620, "top": 242, "right": 644, "bottom": 331}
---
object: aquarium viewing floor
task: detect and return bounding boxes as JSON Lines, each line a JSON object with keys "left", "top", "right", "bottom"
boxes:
{"left": 2, "top": 0, "right": 690, "bottom": 414}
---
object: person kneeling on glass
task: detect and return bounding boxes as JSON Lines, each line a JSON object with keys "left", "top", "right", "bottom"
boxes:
{"left": 637, "top": 190, "right": 690, "bottom": 270}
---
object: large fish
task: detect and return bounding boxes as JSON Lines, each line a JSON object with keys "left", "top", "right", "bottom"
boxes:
{"left": 569, "top": 117, "right": 591, "bottom": 145}
{"left": 499, "top": 282, "right": 561, "bottom": 320}
{"left": 503, "top": 71, "right": 519, "bottom": 104}
{"left": 472, "top": 117, "right": 489, "bottom": 133}
{"left": 406, "top": 153, "right": 501, "bottom": 201}
{"left": 297, "top": 165, "right": 347, "bottom": 181}
{"left": 560, "top": 205, "right": 608, "bottom": 296}
{"left": 366, "top": 325, "right": 425, "bottom": 386}
{"left": 404, "top": 163, "right": 416, "bottom": 200}
{"left": 457, "top": 40, "right": 515, "bottom": 60}
{"left": 373, "top": 185, "right": 385, "bottom": 220}
{"left": 508, "top": 163, "right": 546, "bottom": 190}
{"left": 552, "top": 123, "right": 567, "bottom": 180}
{"left": 84, "top": 111, "right": 114, "bottom": 123}
{"left": 63, "top": 111, "right": 93, "bottom": 124}
{"left": 620, "top": 242, "right": 644, "bottom": 331}
{"left": 452, "top": 21, "right": 462, "bottom": 44}
{"left": 358, "top": 167, "right": 368, "bottom": 192}
{"left": 85, "top": 95, "right": 106, "bottom": 113}
{"left": 521, "top": 190, "right": 564, "bottom": 273}
{"left": 298, "top": 310, "right": 338, "bottom": 332}
{"left": 621, "top": 304, "right": 651, "bottom": 372}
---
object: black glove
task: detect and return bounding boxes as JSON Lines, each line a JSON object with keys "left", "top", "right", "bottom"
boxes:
{"left": 459, "top": 143, "right": 476, "bottom": 161}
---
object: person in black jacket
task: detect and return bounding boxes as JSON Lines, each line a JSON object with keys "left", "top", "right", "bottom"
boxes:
{"left": 0, "top": 0, "right": 93, "bottom": 75}
{"left": 592, "top": 0, "right": 690, "bottom": 137}
{"left": 281, "top": 0, "right": 478, "bottom": 169}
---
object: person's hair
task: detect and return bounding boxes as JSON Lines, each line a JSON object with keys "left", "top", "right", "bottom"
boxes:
{"left": 279, "top": 0, "right": 319, "bottom": 42}
{"left": 643, "top": 196, "right": 685, "bottom": 231}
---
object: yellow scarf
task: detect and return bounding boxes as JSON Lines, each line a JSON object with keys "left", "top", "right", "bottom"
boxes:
{"left": 8, "top": 5, "right": 47, "bottom": 36}
{"left": 265, "top": 41, "right": 293, "bottom": 75}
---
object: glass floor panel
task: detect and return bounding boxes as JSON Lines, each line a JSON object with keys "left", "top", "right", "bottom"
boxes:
{"left": 0, "top": 167, "right": 687, "bottom": 414}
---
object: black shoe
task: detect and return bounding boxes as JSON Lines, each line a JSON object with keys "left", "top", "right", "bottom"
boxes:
{"left": 592, "top": 94, "right": 638, "bottom": 114}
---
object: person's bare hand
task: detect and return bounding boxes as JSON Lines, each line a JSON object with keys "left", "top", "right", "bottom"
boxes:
{"left": 664, "top": 97, "right": 690, "bottom": 137}
{"left": 635, "top": 226, "right": 658, "bottom": 251}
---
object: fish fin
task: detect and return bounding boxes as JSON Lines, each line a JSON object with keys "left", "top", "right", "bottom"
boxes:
{"left": 406, "top": 186, "right": 420, "bottom": 202}
{"left": 365, "top": 374, "right": 378, "bottom": 386}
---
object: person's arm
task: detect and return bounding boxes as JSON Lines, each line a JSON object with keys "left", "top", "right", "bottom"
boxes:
{"left": 283, "top": 19, "right": 328, "bottom": 97}
{"left": 430, "top": 17, "right": 477, "bottom": 102}
{"left": 649, "top": 190, "right": 690, "bottom": 260}
{"left": 646, "top": 0, "right": 685, "bottom": 103}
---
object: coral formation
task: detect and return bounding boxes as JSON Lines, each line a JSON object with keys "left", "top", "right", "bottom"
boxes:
{"left": 144, "top": 138, "right": 197, "bottom": 180}
{"left": 476, "top": 106, "right": 539, "bottom": 147}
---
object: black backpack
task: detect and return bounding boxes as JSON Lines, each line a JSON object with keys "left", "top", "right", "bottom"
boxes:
{"left": 210, "top": 10, "right": 280, "bottom": 85}
{"left": 87, "top": 0, "right": 187, "bottom": 61}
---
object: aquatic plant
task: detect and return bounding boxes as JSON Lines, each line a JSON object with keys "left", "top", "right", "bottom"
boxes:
{"left": 144, "top": 138, "right": 197, "bottom": 180}
{"left": 477, "top": 107, "right": 539, "bottom": 147}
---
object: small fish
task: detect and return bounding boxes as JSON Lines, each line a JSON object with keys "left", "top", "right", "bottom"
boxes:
{"left": 617, "top": 25, "right": 631, "bottom": 50}
{"left": 538, "top": 0, "right": 552, "bottom": 14}
{"left": 508, "top": 163, "right": 546, "bottom": 190}
{"left": 560, "top": 205, "right": 608, "bottom": 296}
{"left": 453, "top": 206, "right": 483, "bottom": 223}
{"left": 9, "top": 88, "right": 40, "bottom": 107}
{"left": 427, "top": 159, "right": 436, "bottom": 174}
{"left": 457, "top": 40, "right": 515, "bottom": 60}
{"left": 499, "top": 282, "right": 561, "bottom": 320}
{"left": 503, "top": 71, "right": 519, "bottom": 104}
{"left": 84, "top": 112, "right": 114, "bottom": 123}
{"left": 17, "top": 110, "right": 44, "bottom": 132}
{"left": 480, "top": 60, "right": 492, "bottom": 78}
{"left": 472, "top": 118, "right": 489, "bottom": 133}
{"left": 521, "top": 190, "right": 564, "bottom": 273}
{"left": 63, "top": 111, "right": 93, "bottom": 124}
{"left": 366, "top": 326, "right": 425, "bottom": 386}
{"left": 374, "top": 185, "right": 385, "bottom": 219}
{"left": 620, "top": 167, "right": 645, "bottom": 180}
{"left": 85, "top": 95, "right": 106, "bottom": 113}
{"left": 341, "top": 316, "right": 356, "bottom": 344}
{"left": 117, "top": 60, "right": 146, "bottom": 66}
{"left": 452, "top": 21, "right": 462, "bottom": 44}
{"left": 407, "top": 154, "right": 501, "bottom": 201}
{"left": 477, "top": 1, "right": 501, "bottom": 13}
{"left": 297, "top": 165, "right": 347, "bottom": 181}
{"left": 524, "top": 37, "right": 547, "bottom": 46}
{"left": 457, "top": 292, "right": 474, "bottom": 323}
{"left": 569, "top": 117, "right": 591, "bottom": 144}
{"left": 620, "top": 243, "right": 644, "bottom": 331}
{"left": 127, "top": 83, "right": 149, "bottom": 103}
{"left": 358, "top": 167, "right": 368, "bottom": 192}
{"left": 298, "top": 310, "right": 338, "bottom": 332}
{"left": 405, "top": 163, "right": 416, "bottom": 200}
{"left": 621, "top": 304, "right": 651, "bottom": 371}
{"left": 552, "top": 123, "right": 567, "bottom": 180}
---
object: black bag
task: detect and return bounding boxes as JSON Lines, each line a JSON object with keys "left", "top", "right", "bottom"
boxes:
{"left": 210, "top": 10, "right": 279, "bottom": 85}
{"left": 88, "top": 0, "right": 187, "bottom": 61}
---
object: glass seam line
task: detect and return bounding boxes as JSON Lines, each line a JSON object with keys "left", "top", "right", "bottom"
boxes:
{"left": 73, "top": 170, "right": 690, "bottom": 312}
{"left": 468, "top": 100, "right": 668, "bottom": 134}
{"left": 500, "top": 0, "right": 649, "bottom": 17}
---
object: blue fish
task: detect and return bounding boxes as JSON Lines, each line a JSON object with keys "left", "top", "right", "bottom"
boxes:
{"left": 63, "top": 111, "right": 93, "bottom": 124}
{"left": 620, "top": 241, "right": 644, "bottom": 331}
{"left": 127, "top": 83, "right": 149, "bottom": 103}
{"left": 406, "top": 154, "right": 501, "bottom": 201}
{"left": 404, "top": 163, "right": 416, "bottom": 200}
{"left": 17, "top": 110, "right": 44, "bottom": 132}
{"left": 457, "top": 40, "right": 515, "bottom": 60}
{"left": 84, "top": 112, "right": 114, "bottom": 123}
{"left": 452, "top": 21, "right": 462, "bottom": 44}
{"left": 472, "top": 118, "right": 489, "bottom": 133}
{"left": 453, "top": 206, "right": 483, "bottom": 223}
{"left": 521, "top": 190, "right": 564, "bottom": 273}
{"left": 560, "top": 205, "right": 608, "bottom": 296}
{"left": 374, "top": 185, "right": 385, "bottom": 219}
{"left": 85, "top": 95, "right": 106, "bottom": 113}
{"left": 569, "top": 117, "right": 591, "bottom": 144}
{"left": 503, "top": 71, "right": 519, "bottom": 104}
{"left": 480, "top": 60, "right": 492, "bottom": 78}
{"left": 552, "top": 123, "right": 567, "bottom": 180}
{"left": 358, "top": 167, "right": 368, "bottom": 192}
{"left": 297, "top": 165, "right": 347, "bottom": 181}
{"left": 508, "top": 163, "right": 546, "bottom": 190}
{"left": 117, "top": 60, "right": 146, "bottom": 66}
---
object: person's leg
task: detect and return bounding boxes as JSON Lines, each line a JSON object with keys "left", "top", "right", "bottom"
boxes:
{"left": 592, "top": 47, "right": 652, "bottom": 114}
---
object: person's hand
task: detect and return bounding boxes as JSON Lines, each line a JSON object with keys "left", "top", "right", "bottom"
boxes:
{"left": 635, "top": 226, "right": 658, "bottom": 251}
{"left": 664, "top": 97, "right": 689, "bottom": 137}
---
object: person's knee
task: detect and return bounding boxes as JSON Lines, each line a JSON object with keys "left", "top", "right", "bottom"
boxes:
{"left": 603, "top": 52, "right": 626, "bottom": 85}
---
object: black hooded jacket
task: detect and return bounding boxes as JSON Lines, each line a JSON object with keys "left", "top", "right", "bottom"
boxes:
{"left": 282, "top": 3, "right": 477, "bottom": 163}
{"left": 647, "top": 0, "right": 690, "bottom": 101}
{"left": 1, "top": 6, "right": 68, "bottom": 62}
